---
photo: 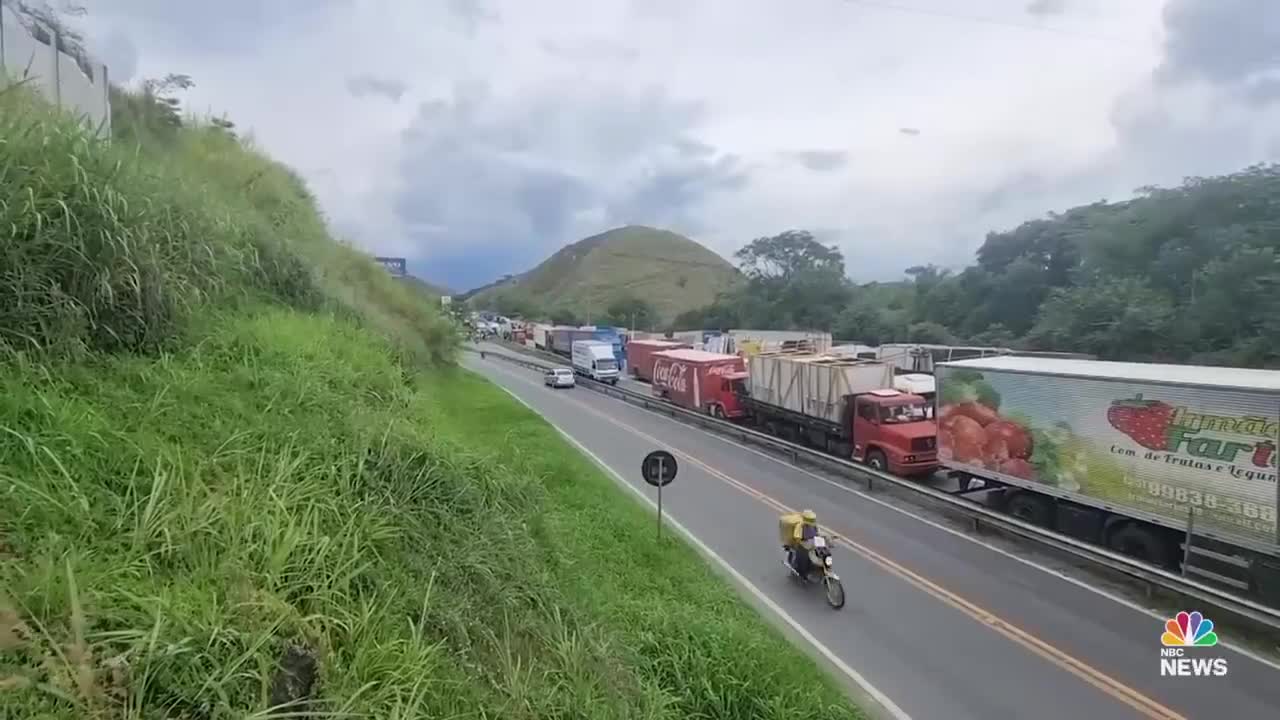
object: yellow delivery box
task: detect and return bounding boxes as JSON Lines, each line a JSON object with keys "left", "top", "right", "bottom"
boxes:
{"left": 778, "top": 512, "right": 804, "bottom": 547}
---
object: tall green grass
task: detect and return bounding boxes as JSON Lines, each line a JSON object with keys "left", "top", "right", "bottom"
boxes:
{"left": 0, "top": 84, "right": 454, "bottom": 364}
{"left": 0, "top": 86, "right": 865, "bottom": 717}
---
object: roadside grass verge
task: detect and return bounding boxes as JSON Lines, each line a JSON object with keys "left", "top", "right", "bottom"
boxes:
{"left": 0, "top": 307, "right": 864, "bottom": 718}
{"left": 418, "top": 368, "right": 866, "bottom": 719}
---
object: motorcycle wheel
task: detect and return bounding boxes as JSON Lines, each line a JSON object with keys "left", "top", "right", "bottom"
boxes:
{"left": 823, "top": 576, "right": 846, "bottom": 609}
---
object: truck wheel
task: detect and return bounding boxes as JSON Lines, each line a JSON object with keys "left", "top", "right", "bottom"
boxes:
{"left": 1107, "top": 522, "right": 1172, "bottom": 568}
{"left": 1005, "top": 491, "right": 1054, "bottom": 528}
{"left": 866, "top": 449, "right": 888, "bottom": 473}
{"left": 711, "top": 405, "right": 726, "bottom": 419}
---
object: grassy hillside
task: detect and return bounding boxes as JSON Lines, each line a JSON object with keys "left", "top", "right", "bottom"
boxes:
{"left": 469, "top": 225, "right": 741, "bottom": 325}
{"left": 400, "top": 273, "right": 452, "bottom": 299}
{"left": 0, "top": 84, "right": 863, "bottom": 718}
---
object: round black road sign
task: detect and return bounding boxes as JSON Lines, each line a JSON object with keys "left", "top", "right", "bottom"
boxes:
{"left": 641, "top": 450, "right": 678, "bottom": 487}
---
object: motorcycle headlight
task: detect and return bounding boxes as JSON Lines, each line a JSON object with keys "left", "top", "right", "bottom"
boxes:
{"left": 824, "top": 556, "right": 833, "bottom": 567}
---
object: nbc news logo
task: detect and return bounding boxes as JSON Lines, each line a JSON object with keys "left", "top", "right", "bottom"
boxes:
{"left": 1160, "top": 611, "right": 1228, "bottom": 677}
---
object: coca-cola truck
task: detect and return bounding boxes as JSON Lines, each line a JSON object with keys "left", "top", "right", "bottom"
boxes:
{"left": 627, "top": 339, "right": 692, "bottom": 382}
{"left": 738, "top": 352, "right": 938, "bottom": 477}
{"left": 651, "top": 349, "right": 748, "bottom": 419}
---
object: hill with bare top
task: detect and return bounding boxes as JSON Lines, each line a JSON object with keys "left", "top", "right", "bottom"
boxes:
{"left": 464, "top": 225, "right": 741, "bottom": 324}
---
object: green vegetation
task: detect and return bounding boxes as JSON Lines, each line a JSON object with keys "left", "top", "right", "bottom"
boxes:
{"left": 0, "top": 72, "right": 863, "bottom": 716}
{"left": 467, "top": 225, "right": 741, "bottom": 327}
{"left": 401, "top": 274, "right": 453, "bottom": 298}
{"left": 676, "top": 167, "right": 1280, "bottom": 367}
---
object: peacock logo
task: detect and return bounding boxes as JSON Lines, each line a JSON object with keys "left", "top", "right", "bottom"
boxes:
{"left": 1161, "top": 611, "right": 1219, "bottom": 647}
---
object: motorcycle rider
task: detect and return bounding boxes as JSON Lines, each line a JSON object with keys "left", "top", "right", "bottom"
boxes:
{"left": 785, "top": 509, "right": 821, "bottom": 579}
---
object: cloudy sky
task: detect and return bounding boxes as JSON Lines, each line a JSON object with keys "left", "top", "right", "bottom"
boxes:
{"left": 74, "top": 0, "right": 1280, "bottom": 292}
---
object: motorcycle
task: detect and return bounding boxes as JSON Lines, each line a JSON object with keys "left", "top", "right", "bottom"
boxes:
{"left": 783, "top": 535, "right": 846, "bottom": 609}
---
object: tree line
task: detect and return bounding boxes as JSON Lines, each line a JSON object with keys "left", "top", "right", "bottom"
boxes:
{"left": 674, "top": 163, "right": 1280, "bottom": 368}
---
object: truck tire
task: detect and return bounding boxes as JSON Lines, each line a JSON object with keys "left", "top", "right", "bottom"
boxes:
{"left": 865, "top": 449, "right": 888, "bottom": 473}
{"left": 1005, "top": 490, "right": 1054, "bottom": 528}
{"left": 1107, "top": 522, "right": 1172, "bottom": 568}
{"left": 711, "top": 404, "right": 726, "bottom": 419}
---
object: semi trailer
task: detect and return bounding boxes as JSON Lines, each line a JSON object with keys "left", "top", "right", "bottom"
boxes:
{"left": 626, "top": 339, "right": 691, "bottom": 382}
{"left": 737, "top": 352, "right": 938, "bottom": 476}
{"left": 937, "top": 355, "right": 1280, "bottom": 600}
{"left": 650, "top": 349, "right": 748, "bottom": 418}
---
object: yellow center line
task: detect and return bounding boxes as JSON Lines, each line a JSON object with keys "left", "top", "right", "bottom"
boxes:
{"left": 485, "top": 356, "right": 1188, "bottom": 720}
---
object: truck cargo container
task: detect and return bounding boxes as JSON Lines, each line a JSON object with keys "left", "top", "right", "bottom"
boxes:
{"left": 626, "top": 339, "right": 691, "bottom": 382}
{"left": 651, "top": 349, "right": 748, "bottom": 419}
{"left": 668, "top": 330, "right": 708, "bottom": 349}
{"left": 546, "top": 326, "right": 578, "bottom": 355}
{"left": 532, "top": 324, "right": 550, "bottom": 350}
{"left": 550, "top": 327, "right": 623, "bottom": 362}
{"left": 732, "top": 330, "right": 832, "bottom": 357}
{"left": 571, "top": 340, "right": 620, "bottom": 384}
{"left": 589, "top": 327, "right": 625, "bottom": 367}
{"left": 893, "top": 373, "right": 936, "bottom": 406}
{"left": 936, "top": 356, "right": 1280, "bottom": 600}
{"left": 739, "top": 352, "right": 938, "bottom": 476}
{"left": 830, "top": 343, "right": 878, "bottom": 360}
{"left": 876, "top": 344, "right": 1010, "bottom": 374}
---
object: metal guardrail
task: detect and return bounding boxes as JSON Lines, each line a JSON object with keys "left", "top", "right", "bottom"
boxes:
{"left": 464, "top": 343, "right": 1280, "bottom": 636}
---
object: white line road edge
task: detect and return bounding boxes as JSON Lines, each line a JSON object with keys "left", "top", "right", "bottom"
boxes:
{"left": 487, "top": 377, "right": 913, "bottom": 720}
{"left": 479, "top": 351, "right": 1280, "bottom": 673}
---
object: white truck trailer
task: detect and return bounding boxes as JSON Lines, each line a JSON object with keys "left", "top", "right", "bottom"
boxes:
{"left": 936, "top": 355, "right": 1280, "bottom": 602}
{"left": 571, "top": 340, "right": 620, "bottom": 384}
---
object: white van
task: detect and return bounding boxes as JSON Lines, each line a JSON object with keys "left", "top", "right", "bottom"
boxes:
{"left": 571, "top": 340, "right": 620, "bottom": 384}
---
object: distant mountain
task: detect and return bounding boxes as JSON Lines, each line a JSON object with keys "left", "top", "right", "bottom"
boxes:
{"left": 463, "top": 225, "right": 741, "bottom": 324}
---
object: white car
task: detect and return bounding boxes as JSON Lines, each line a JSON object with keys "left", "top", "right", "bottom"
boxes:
{"left": 544, "top": 367, "right": 576, "bottom": 389}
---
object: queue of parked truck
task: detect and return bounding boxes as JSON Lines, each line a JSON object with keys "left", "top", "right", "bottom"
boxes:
{"left": 506, "top": 321, "right": 1280, "bottom": 603}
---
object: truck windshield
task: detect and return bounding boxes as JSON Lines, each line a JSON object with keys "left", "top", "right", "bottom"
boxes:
{"left": 880, "top": 402, "right": 929, "bottom": 424}
{"left": 597, "top": 359, "right": 617, "bottom": 371}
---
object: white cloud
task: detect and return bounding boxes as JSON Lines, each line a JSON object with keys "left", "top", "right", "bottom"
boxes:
{"left": 72, "top": 0, "right": 1280, "bottom": 290}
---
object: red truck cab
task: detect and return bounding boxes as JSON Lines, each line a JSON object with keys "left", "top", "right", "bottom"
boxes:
{"left": 651, "top": 349, "right": 748, "bottom": 419}
{"left": 848, "top": 389, "right": 938, "bottom": 476}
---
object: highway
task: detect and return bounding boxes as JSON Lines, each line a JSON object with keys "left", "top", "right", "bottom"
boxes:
{"left": 464, "top": 347, "right": 1280, "bottom": 720}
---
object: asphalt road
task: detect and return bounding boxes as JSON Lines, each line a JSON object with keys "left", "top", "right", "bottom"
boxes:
{"left": 465, "top": 348, "right": 1280, "bottom": 720}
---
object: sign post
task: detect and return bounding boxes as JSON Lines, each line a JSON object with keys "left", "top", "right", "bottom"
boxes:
{"left": 641, "top": 450, "right": 678, "bottom": 540}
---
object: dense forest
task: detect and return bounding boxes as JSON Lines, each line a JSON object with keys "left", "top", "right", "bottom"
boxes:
{"left": 672, "top": 164, "right": 1280, "bottom": 368}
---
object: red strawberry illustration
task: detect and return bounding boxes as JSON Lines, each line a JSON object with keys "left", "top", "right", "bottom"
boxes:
{"left": 1107, "top": 394, "right": 1173, "bottom": 450}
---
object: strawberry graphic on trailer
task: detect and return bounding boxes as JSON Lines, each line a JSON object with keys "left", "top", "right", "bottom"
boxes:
{"left": 1106, "top": 394, "right": 1174, "bottom": 450}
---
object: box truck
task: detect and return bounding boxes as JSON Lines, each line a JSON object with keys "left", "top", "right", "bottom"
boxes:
{"left": 738, "top": 352, "right": 938, "bottom": 476}
{"left": 936, "top": 355, "right": 1280, "bottom": 600}
{"left": 651, "top": 349, "right": 748, "bottom": 419}
{"left": 571, "top": 340, "right": 620, "bottom": 384}
{"left": 626, "top": 339, "right": 691, "bottom": 382}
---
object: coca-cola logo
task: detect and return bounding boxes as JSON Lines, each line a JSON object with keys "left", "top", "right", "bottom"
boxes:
{"left": 654, "top": 361, "right": 690, "bottom": 393}
{"left": 706, "top": 363, "right": 739, "bottom": 377}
